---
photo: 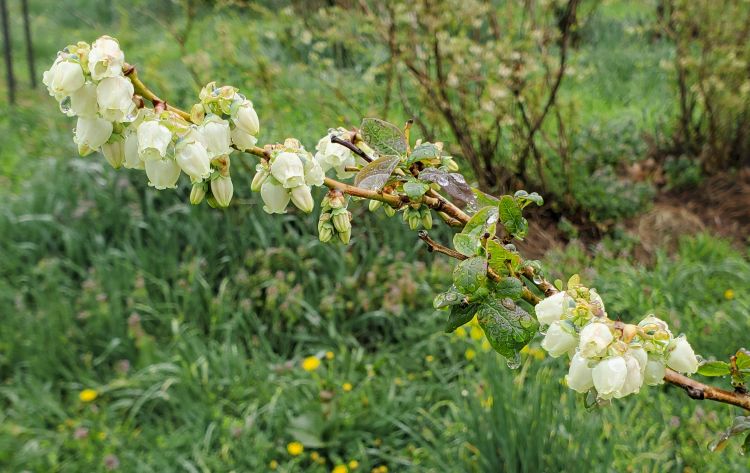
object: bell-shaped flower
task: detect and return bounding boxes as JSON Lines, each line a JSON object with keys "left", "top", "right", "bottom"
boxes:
{"left": 304, "top": 156, "right": 325, "bottom": 187}
{"left": 43, "top": 57, "right": 85, "bottom": 100}
{"left": 270, "top": 152, "right": 305, "bottom": 188}
{"left": 198, "top": 117, "right": 232, "bottom": 158}
{"left": 145, "top": 158, "right": 181, "bottom": 189}
{"left": 644, "top": 357, "right": 666, "bottom": 386}
{"left": 96, "top": 76, "right": 135, "bottom": 122}
{"left": 251, "top": 164, "right": 269, "bottom": 192}
{"left": 315, "top": 133, "right": 356, "bottom": 179}
{"left": 137, "top": 120, "right": 172, "bottom": 161}
{"left": 290, "top": 185, "right": 314, "bottom": 213}
{"left": 211, "top": 175, "right": 234, "bottom": 208}
{"left": 233, "top": 100, "right": 259, "bottom": 135}
{"left": 260, "top": 178, "right": 290, "bottom": 214}
{"left": 122, "top": 131, "right": 143, "bottom": 170}
{"left": 578, "top": 322, "right": 613, "bottom": 358}
{"left": 534, "top": 291, "right": 568, "bottom": 326}
{"left": 101, "top": 140, "right": 125, "bottom": 169}
{"left": 666, "top": 336, "right": 699, "bottom": 374}
{"left": 69, "top": 82, "right": 98, "bottom": 118}
{"left": 566, "top": 352, "right": 594, "bottom": 393}
{"left": 88, "top": 36, "right": 125, "bottom": 81}
{"left": 592, "top": 356, "right": 627, "bottom": 399}
{"left": 230, "top": 126, "right": 258, "bottom": 151}
{"left": 614, "top": 354, "right": 644, "bottom": 398}
{"left": 74, "top": 116, "right": 113, "bottom": 156}
{"left": 176, "top": 142, "right": 211, "bottom": 181}
{"left": 540, "top": 321, "right": 578, "bottom": 358}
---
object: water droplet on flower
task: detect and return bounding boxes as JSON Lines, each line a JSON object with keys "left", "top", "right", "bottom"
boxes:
{"left": 532, "top": 276, "right": 543, "bottom": 285}
{"left": 506, "top": 352, "right": 521, "bottom": 369}
{"left": 59, "top": 96, "right": 72, "bottom": 114}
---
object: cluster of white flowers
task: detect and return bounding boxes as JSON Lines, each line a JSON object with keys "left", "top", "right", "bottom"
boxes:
{"left": 250, "top": 139, "right": 324, "bottom": 214}
{"left": 314, "top": 129, "right": 362, "bottom": 179}
{"left": 43, "top": 37, "right": 260, "bottom": 208}
{"left": 535, "top": 284, "right": 699, "bottom": 401}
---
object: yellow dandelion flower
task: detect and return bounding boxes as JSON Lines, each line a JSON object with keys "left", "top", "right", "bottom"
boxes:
{"left": 470, "top": 326, "right": 484, "bottom": 341}
{"left": 269, "top": 459, "right": 279, "bottom": 470}
{"left": 342, "top": 382, "right": 353, "bottom": 392}
{"left": 481, "top": 395, "right": 494, "bottom": 409}
{"left": 348, "top": 460, "right": 360, "bottom": 469}
{"left": 454, "top": 327, "right": 467, "bottom": 337}
{"left": 79, "top": 389, "right": 98, "bottom": 403}
{"left": 302, "top": 356, "right": 321, "bottom": 372}
{"left": 724, "top": 289, "right": 735, "bottom": 300}
{"left": 97, "top": 431, "right": 107, "bottom": 441}
{"left": 332, "top": 465, "right": 348, "bottom": 473}
{"left": 325, "top": 351, "right": 335, "bottom": 360}
{"left": 287, "top": 441, "right": 304, "bottom": 456}
{"left": 311, "top": 452, "right": 320, "bottom": 461}
{"left": 465, "top": 348, "right": 476, "bottom": 361}
{"left": 425, "top": 355, "right": 435, "bottom": 363}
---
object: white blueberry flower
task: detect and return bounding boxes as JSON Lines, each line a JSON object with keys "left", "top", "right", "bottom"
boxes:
{"left": 211, "top": 175, "right": 234, "bottom": 208}
{"left": 629, "top": 347, "right": 648, "bottom": 375}
{"left": 290, "top": 185, "right": 314, "bottom": 213}
{"left": 666, "top": 336, "right": 699, "bottom": 374}
{"left": 101, "top": 140, "right": 125, "bottom": 169}
{"left": 233, "top": 100, "right": 259, "bottom": 135}
{"left": 74, "top": 116, "right": 113, "bottom": 156}
{"left": 88, "top": 36, "right": 125, "bottom": 81}
{"left": 43, "top": 57, "right": 85, "bottom": 100}
{"left": 176, "top": 142, "right": 211, "bottom": 181}
{"left": 304, "top": 156, "right": 325, "bottom": 187}
{"left": 198, "top": 117, "right": 232, "bottom": 158}
{"left": 614, "top": 354, "right": 644, "bottom": 398}
{"left": 578, "top": 322, "right": 614, "bottom": 358}
{"left": 69, "top": 82, "right": 98, "bottom": 118}
{"left": 566, "top": 352, "right": 594, "bottom": 393}
{"left": 122, "top": 131, "right": 143, "bottom": 170}
{"left": 96, "top": 76, "right": 135, "bottom": 122}
{"left": 230, "top": 126, "right": 258, "bottom": 151}
{"left": 270, "top": 152, "right": 305, "bottom": 188}
{"left": 137, "top": 121, "right": 172, "bottom": 161}
{"left": 251, "top": 164, "right": 269, "bottom": 192}
{"left": 644, "top": 357, "right": 666, "bottom": 385}
{"left": 540, "top": 321, "right": 578, "bottom": 358}
{"left": 314, "top": 132, "right": 356, "bottom": 179}
{"left": 145, "top": 159, "right": 181, "bottom": 190}
{"left": 260, "top": 178, "right": 290, "bottom": 214}
{"left": 592, "top": 356, "right": 627, "bottom": 399}
{"left": 534, "top": 291, "right": 568, "bottom": 326}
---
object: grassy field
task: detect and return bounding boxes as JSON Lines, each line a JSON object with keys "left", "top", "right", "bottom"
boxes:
{"left": 1, "top": 1, "right": 749, "bottom": 472}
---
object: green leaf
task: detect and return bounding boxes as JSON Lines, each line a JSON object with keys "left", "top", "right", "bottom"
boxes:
{"left": 491, "top": 277, "right": 524, "bottom": 300}
{"left": 354, "top": 155, "right": 402, "bottom": 191}
{"left": 514, "top": 190, "right": 544, "bottom": 207}
{"left": 453, "top": 233, "right": 481, "bottom": 257}
{"left": 473, "top": 188, "right": 500, "bottom": 208}
{"left": 463, "top": 206, "right": 499, "bottom": 237}
{"left": 359, "top": 118, "right": 408, "bottom": 157}
{"left": 486, "top": 239, "right": 522, "bottom": 275}
{"left": 403, "top": 180, "right": 430, "bottom": 200}
{"left": 698, "top": 361, "right": 731, "bottom": 377}
{"left": 445, "top": 303, "right": 479, "bottom": 333}
{"left": 452, "top": 256, "right": 488, "bottom": 294}
{"left": 433, "top": 286, "right": 466, "bottom": 309}
{"left": 735, "top": 349, "right": 750, "bottom": 370}
{"left": 420, "top": 167, "right": 476, "bottom": 208}
{"left": 498, "top": 195, "right": 528, "bottom": 239}
{"left": 709, "top": 416, "right": 750, "bottom": 453}
{"left": 407, "top": 143, "right": 441, "bottom": 164}
{"left": 476, "top": 295, "right": 539, "bottom": 359}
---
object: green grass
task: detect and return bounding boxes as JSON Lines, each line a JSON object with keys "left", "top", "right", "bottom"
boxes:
{"left": 1, "top": 0, "right": 750, "bottom": 472}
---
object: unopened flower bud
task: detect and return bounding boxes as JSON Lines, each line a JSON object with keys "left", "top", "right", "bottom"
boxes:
{"left": 566, "top": 352, "right": 594, "bottom": 393}
{"left": 579, "top": 322, "right": 614, "bottom": 358}
{"left": 443, "top": 156, "right": 459, "bottom": 172}
{"left": 211, "top": 175, "right": 234, "bottom": 208}
{"left": 332, "top": 210, "right": 351, "bottom": 233}
{"left": 369, "top": 200, "right": 382, "bottom": 212}
{"left": 190, "top": 183, "right": 206, "bottom": 205}
{"left": 666, "top": 336, "right": 698, "bottom": 374}
{"left": 231, "top": 126, "right": 258, "bottom": 151}
{"left": 592, "top": 356, "right": 627, "bottom": 399}
{"left": 421, "top": 208, "right": 433, "bottom": 229}
{"left": 541, "top": 321, "right": 578, "bottom": 358}
{"left": 384, "top": 205, "right": 396, "bottom": 217}
{"left": 534, "top": 291, "right": 568, "bottom": 326}
{"left": 145, "top": 159, "right": 181, "bottom": 190}
{"left": 318, "top": 222, "right": 334, "bottom": 243}
{"left": 338, "top": 228, "right": 351, "bottom": 244}
{"left": 234, "top": 100, "right": 260, "bottom": 135}
{"left": 290, "top": 185, "right": 314, "bottom": 213}
{"left": 101, "top": 140, "right": 125, "bottom": 169}
{"left": 251, "top": 165, "right": 269, "bottom": 192}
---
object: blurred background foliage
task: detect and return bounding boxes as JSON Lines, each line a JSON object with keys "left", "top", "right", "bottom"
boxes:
{"left": 1, "top": 0, "right": 749, "bottom": 471}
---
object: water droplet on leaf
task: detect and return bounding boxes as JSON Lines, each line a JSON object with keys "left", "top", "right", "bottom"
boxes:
{"left": 505, "top": 352, "right": 521, "bottom": 369}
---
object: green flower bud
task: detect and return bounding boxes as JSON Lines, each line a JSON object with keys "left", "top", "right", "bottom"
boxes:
{"left": 318, "top": 223, "right": 334, "bottom": 243}
{"left": 384, "top": 205, "right": 396, "bottom": 217}
{"left": 368, "top": 199, "right": 382, "bottom": 212}
{"left": 332, "top": 211, "right": 351, "bottom": 233}
{"left": 408, "top": 212, "right": 421, "bottom": 230}
{"left": 190, "top": 183, "right": 206, "bottom": 205}
{"left": 251, "top": 165, "right": 269, "bottom": 192}
{"left": 338, "top": 228, "right": 351, "bottom": 244}
{"left": 421, "top": 208, "right": 433, "bottom": 229}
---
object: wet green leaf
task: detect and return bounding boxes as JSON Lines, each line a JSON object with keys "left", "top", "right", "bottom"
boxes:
{"left": 486, "top": 239, "right": 522, "bottom": 275}
{"left": 403, "top": 180, "right": 430, "bottom": 200}
{"left": 735, "top": 349, "right": 750, "bottom": 370}
{"left": 709, "top": 416, "right": 750, "bottom": 453}
{"left": 476, "top": 295, "right": 539, "bottom": 359}
{"left": 453, "top": 233, "right": 481, "bottom": 257}
{"left": 445, "top": 302, "right": 479, "bottom": 333}
{"left": 499, "top": 195, "right": 528, "bottom": 239}
{"left": 452, "top": 256, "right": 488, "bottom": 294}
{"left": 433, "top": 286, "right": 466, "bottom": 309}
{"left": 698, "top": 360, "right": 731, "bottom": 377}
{"left": 491, "top": 277, "right": 524, "bottom": 300}
{"left": 354, "top": 155, "right": 402, "bottom": 191}
{"left": 359, "top": 118, "right": 407, "bottom": 157}
{"left": 420, "top": 167, "right": 476, "bottom": 208}
{"left": 407, "top": 143, "right": 441, "bottom": 164}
